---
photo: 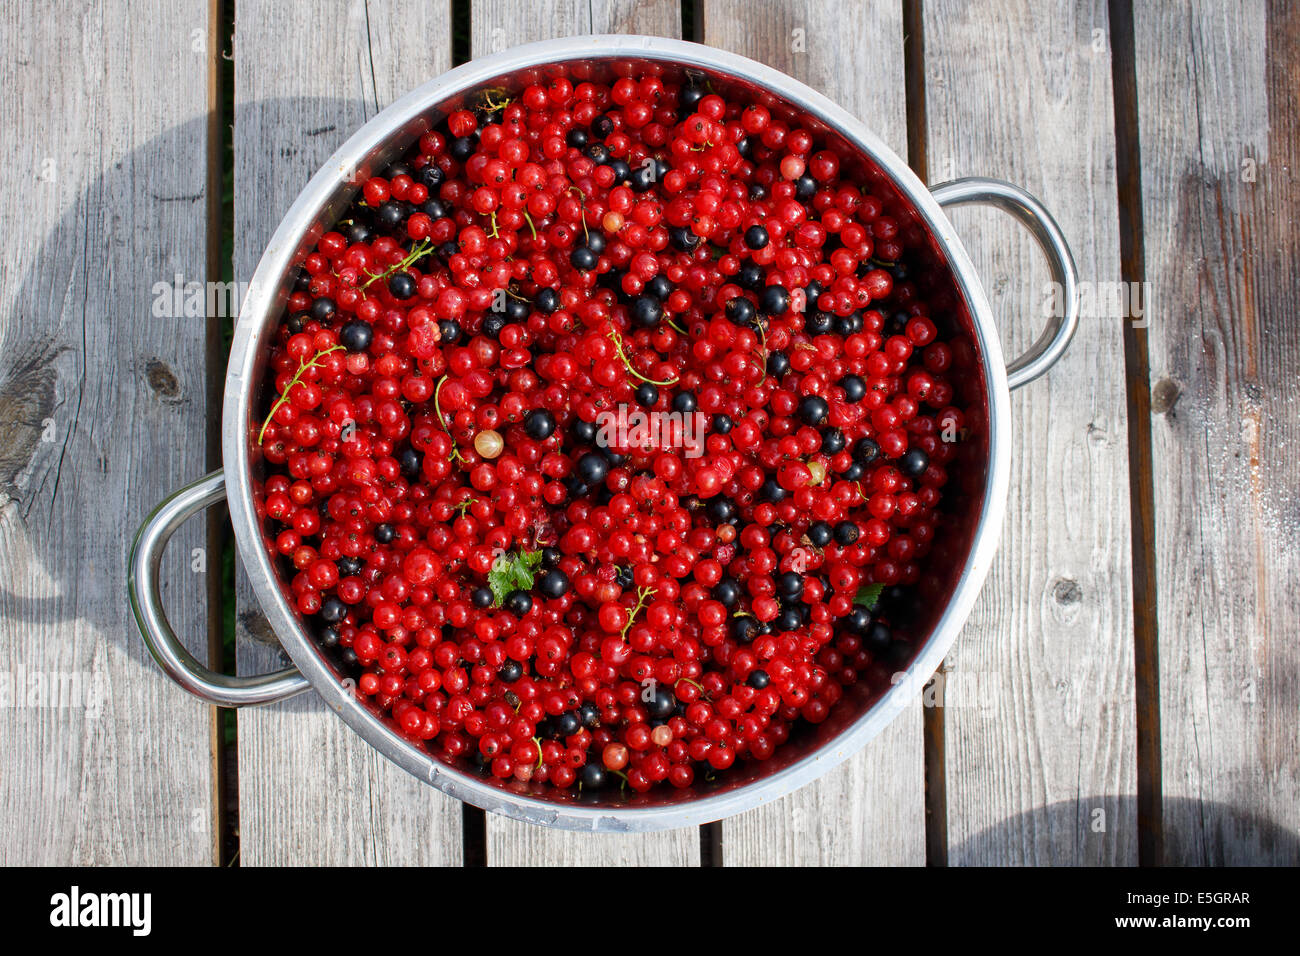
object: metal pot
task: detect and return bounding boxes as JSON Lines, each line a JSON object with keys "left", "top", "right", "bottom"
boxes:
{"left": 129, "top": 36, "right": 1077, "bottom": 831}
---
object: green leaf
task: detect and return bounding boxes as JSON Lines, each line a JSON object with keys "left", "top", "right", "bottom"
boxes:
{"left": 487, "top": 549, "right": 544, "bottom": 606}
{"left": 853, "top": 582, "right": 886, "bottom": 610}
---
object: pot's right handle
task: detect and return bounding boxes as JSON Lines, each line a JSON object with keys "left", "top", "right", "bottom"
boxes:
{"left": 128, "top": 470, "right": 310, "bottom": 707}
{"left": 931, "top": 177, "right": 1079, "bottom": 390}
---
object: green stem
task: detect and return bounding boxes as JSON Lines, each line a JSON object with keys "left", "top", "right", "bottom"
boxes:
{"left": 257, "top": 344, "right": 344, "bottom": 444}
{"left": 360, "top": 238, "right": 433, "bottom": 291}
{"left": 606, "top": 325, "right": 679, "bottom": 387}
{"left": 433, "top": 374, "right": 464, "bottom": 463}
{"left": 568, "top": 186, "right": 590, "bottom": 241}
{"left": 620, "top": 585, "right": 658, "bottom": 639}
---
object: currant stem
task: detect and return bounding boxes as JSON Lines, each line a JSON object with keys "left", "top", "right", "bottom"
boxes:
{"left": 360, "top": 238, "right": 433, "bottom": 291}
{"left": 675, "top": 676, "right": 707, "bottom": 701}
{"left": 433, "top": 374, "right": 465, "bottom": 463}
{"left": 754, "top": 318, "right": 770, "bottom": 385}
{"left": 568, "top": 186, "right": 590, "bottom": 241}
{"left": 480, "top": 88, "right": 512, "bottom": 113}
{"left": 433, "top": 374, "right": 451, "bottom": 430}
{"left": 606, "top": 325, "right": 679, "bottom": 387}
{"left": 620, "top": 585, "right": 658, "bottom": 639}
{"left": 257, "top": 344, "right": 345, "bottom": 445}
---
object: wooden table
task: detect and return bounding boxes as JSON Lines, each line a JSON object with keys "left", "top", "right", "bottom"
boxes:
{"left": 2, "top": 0, "right": 1295, "bottom": 866}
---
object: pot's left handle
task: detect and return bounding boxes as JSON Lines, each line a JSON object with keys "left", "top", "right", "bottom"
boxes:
{"left": 129, "top": 470, "right": 310, "bottom": 707}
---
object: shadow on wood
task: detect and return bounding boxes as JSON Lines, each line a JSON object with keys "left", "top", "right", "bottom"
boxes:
{"left": 950, "top": 797, "right": 1300, "bottom": 866}
{"left": 0, "top": 103, "right": 368, "bottom": 717}
{"left": 0, "top": 111, "right": 219, "bottom": 667}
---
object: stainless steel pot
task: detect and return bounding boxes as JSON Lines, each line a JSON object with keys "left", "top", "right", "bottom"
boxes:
{"left": 129, "top": 36, "right": 1078, "bottom": 831}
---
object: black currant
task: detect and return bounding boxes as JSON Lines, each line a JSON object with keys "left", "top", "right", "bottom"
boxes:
{"left": 634, "top": 382, "right": 659, "bottom": 407}
{"left": 309, "top": 296, "right": 336, "bottom": 323}
{"left": 807, "top": 521, "right": 833, "bottom": 547}
{"left": 340, "top": 320, "right": 372, "bottom": 352}
{"left": 798, "top": 394, "right": 829, "bottom": 426}
{"left": 744, "top": 224, "right": 769, "bottom": 250}
{"left": 725, "top": 296, "right": 756, "bottom": 325}
{"left": 839, "top": 374, "right": 866, "bottom": 402}
{"left": 632, "top": 295, "right": 662, "bottom": 327}
{"left": 387, "top": 272, "right": 415, "bottom": 300}
{"left": 576, "top": 452, "right": 609, "bottom": 485}
{"left": 524, "top": 408, "right": 557, "bottom": 440}
{"left": 820, "top": 427, "right": 846, "bottom": 455}
{"left": 504, "top": 590, "right": 533, "bottom": 616}
{"left": 535, "top": 287, "right": 559, "bottom": 313}
{"left": 538, "top": 569, "right": 571, "bottom": 599}
{"left": 759, "top": 284, "right": 790, "bottom": 315}
{"left": 900, "top": 448, "right": 930, "bottom": 477}
{"left": 320, "top": 597, "right": 346, "bottom": 624}
{"left": 498, "top": 660, "right": 523, "bottom": 683}
{"left": 853, "top": 437, "right": 881, "bottom": 463}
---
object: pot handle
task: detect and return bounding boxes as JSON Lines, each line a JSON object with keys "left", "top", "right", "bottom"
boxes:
{"left": 128, "top": 470, "right": 310, "bottom": 707}
{"left": 931, "top": 177, "right": 1079, "bottom": 390}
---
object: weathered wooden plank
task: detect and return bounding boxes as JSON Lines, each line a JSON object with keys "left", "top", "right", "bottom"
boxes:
{"left": 699, "top": 0, "right": 926, "bottom": 865}
{"left": 1135, "top": 0, "right": 1300, "bottom": 865}
{"left": 0, "top": 0, "right": 217, "bottom": 864}
{"left": 471, "top": 0, "right": 679, "bottom": 56}
{"left": 923, "top": 0, "right": 1136, "bottom": 865}
{"left": 234, "top": 0, "right": 463, "bottom": 866}
{"left": 469, "top": 0, "right": 700, "bottom": 867}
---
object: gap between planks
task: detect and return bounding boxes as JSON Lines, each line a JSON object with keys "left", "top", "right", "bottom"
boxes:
{"left": 1106, "top": 0, "right": 1162, "bottom": 867}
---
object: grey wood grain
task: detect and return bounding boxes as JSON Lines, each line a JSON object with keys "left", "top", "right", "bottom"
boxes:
{"left": 699, "top": 0, "right": 927, "bottom": 865}
{"left": 923, "top": 0, "right": 1136, "bottom": 865}
{"left": 468, "top": 0, "right": 699, "bottom": 867}
{"left": 1135, "top": 0, "right": 1300, "bottom": 865}
{"left": 0, "top": 0, "right": 217, "bottom": 864}
{"left": 472, "top": 0, "right": 678, "bottom": 54}
{"left": 233, "top": 0, "right": 463, "bottom": 866}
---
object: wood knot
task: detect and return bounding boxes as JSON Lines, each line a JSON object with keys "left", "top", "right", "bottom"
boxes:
{"left": 145, "top": 359, "right": 180, "bottom": 401}
{"left": 237, "top": 609, "right": 279, "bottom": 645}
{"left": 1052, "top": 578, "right": 1082, "bottom": 605}
{"left": 1151, "top": 378, "right": 1180, "bottom": 415}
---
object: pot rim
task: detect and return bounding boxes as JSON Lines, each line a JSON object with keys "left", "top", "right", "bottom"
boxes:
{"left": 223, "top": 34, "right": 1011, "bottom": 831}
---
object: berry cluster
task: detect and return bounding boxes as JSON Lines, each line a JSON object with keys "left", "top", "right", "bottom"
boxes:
{"left": 255, "top": 71, "right": 969, "bottom": 795}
